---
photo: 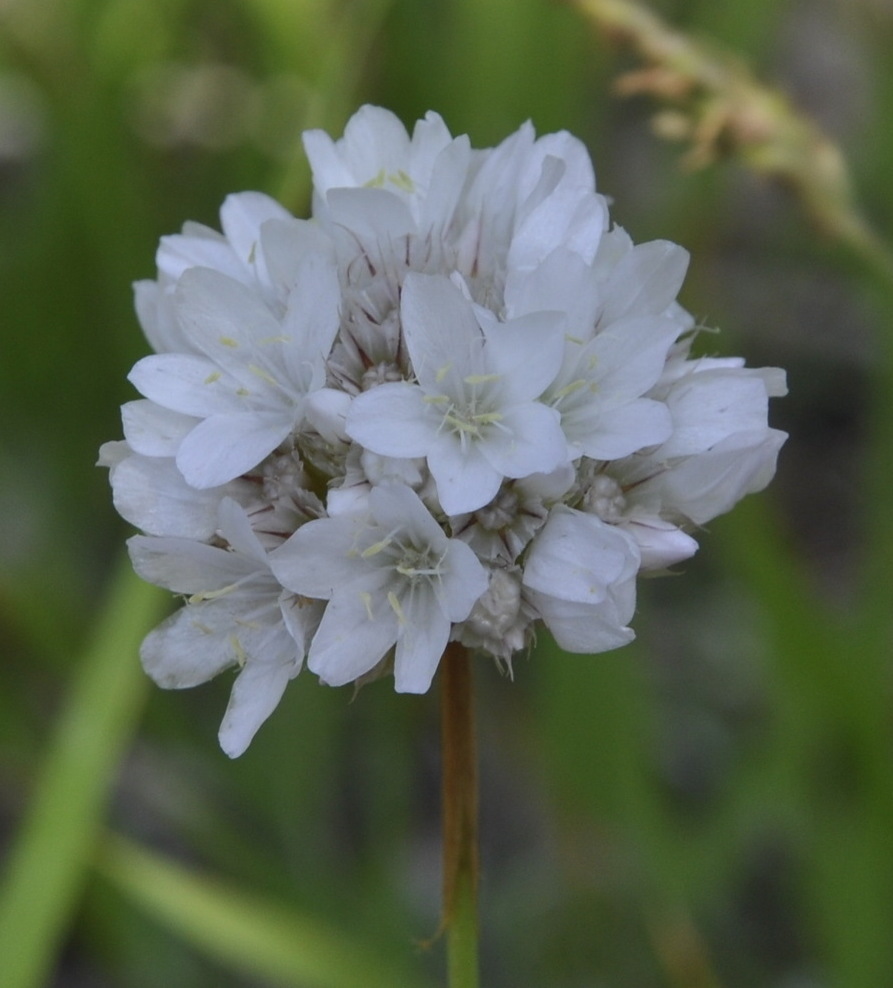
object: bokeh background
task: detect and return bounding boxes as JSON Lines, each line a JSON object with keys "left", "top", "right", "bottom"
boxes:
{"left": 2, "top": 0, "right": 892, "bottom": 985}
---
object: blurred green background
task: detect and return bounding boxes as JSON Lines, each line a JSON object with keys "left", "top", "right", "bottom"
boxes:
{"left": 2, "top": 0, "right": 892, "bottom": 985}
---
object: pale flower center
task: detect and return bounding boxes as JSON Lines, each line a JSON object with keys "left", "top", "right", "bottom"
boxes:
{"left": 359, "top": 530, "right": 446, "bottom": 582}
{"left": 475, "top": 488, "right": 520, "bottom": 530}
{"left": 582, "top": 474, "right": 626, "bottom": 522}
{"left": 426, "top": 373, "right": 505, "bottom": 445}
{"left": 361, "top": 361, "right": 404, "bottom": 390}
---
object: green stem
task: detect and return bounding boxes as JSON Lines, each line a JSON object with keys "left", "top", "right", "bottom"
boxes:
{"left": 440, "top": 643, "right": 480, "bottom": 988}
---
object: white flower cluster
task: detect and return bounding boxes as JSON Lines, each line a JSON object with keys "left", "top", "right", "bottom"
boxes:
{"left": 101, "top": 106, "right": 786, "bottom": 756}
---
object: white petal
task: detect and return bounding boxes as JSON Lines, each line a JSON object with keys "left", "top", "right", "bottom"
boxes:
{"left": 98, "top": 441, "right": 128, "bottom": 468}
{"left": 216, "top": 497, "right": 267, "bottom": 563}
{"left": 574, "top": 398, "right": 672, "bottom": 460}
{"left": 218, "top": 657, "right": 296, "bottom": 758}
{"left": 340, "top": 105, "right": 413, "bottom": 182}
{"left": 428, "top": 435, "right": 502, "bottom": 515}
{"left": 156, "top": 232, "right": 244, "bottom": 284}
{"left": 308, "top": 579, "right": 399, "bottom": 686}
{"left": 360, "top": 451, "right": 426, "bottom": 489}
{"left": 528, "top": 131, "right": 596, "bottom": 194}
{"left": 516, "top": 463, "right": 577, "bottom": 502}
{"left": 128, "top": 535, "right": 255, "bottom": 593}
{"left": 601, "top": 240, "right": 689, "bottom": 322}
{"left": 590, "top": 315, "right": 681, "bottom": 402}
{"left": 173, "top": 268, "right": 283, "bottom": 381}
{"left": 280, "top": 255, "right": 341, "bottom": 384}
{"left": 140, "top": 603, "right": 238, "bottom": 688}
{"left": 302, "top": 129, "right": 354, "bottom": 192}
{"left": 660, "top": 370, "right": 770, "bottom": 458}
{"left": 368, "top": 483, "right": 445, "bottom": 547}
{"left": 504, "top": 247, "right": 597, "bottom": 326}
{"left": 128, "top": 354, "right": 236, "bottom": 418}
{"left": 134, "top": 280, "right": 191, "bottom": 354}
{"left": 305, "top": 387, "right": 352, "bottom": 443}
{"left": 417, "top": 134, "right": 471, "bottom": 230}
{"left": 625, "top": 515, "right": 699, "bottom": 570}
{"left": 393, "top": 592, "right": 450, "bottom": 693}
{"left": 260, "top": 217, "right": 335, "bottom": 297}
{"left": 483, "top": 312, "right": 565, "bottom": 403}
{"left": 326, "top": 186, "right": 415, "bottom": 243}
{"left": 122, "top": 400, "right": 197, "bottom": 457}
{"left": 437, "top": 539, "right": 489, "bottom": 622}
{"left": 219, "top": 191, "right": 292, "bottom": 270}
{"left": 176, "top": 411, "right": 292, "bottom": 489}
{"left": 112, "top": 455, "right": 225, "bottom": 539}
{"left": 400, "top": 273, "right": 485, "bottom": 389}
{"left": 509, "top": 187, "right": 606, "bottom": 272}
{"left": 481, "top": 401, "right": 567, "bottom": 480}
{"left": 522, "top": 507, "right": 639, "bottom": 605}
{"left": 271, "top": 514, "right": 371, "bottom": 599}
{"left": 528, "top": 588, "right": 636, "bottom": 654}
{"left": 279, "top": 591, "right": 323, "bottom": 654}
{"left": 280, "top": 254, "right": 341, "bottom": 380}
{"left": 307, "top": 105, "right": 412, "bottom": 191}
{"left": 660, "top": 428, "right": 787, "bottom": 524}
{"left": 345, "top": 383, "right": 435, "bottom": 457}
{"left": 326, "top": 485, "right": 371, "bottom": 516}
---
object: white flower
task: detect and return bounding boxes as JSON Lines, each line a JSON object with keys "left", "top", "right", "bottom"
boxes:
{"left": 303, "top": 106, "right": 467, "bottom": 227}
{"left": 345, "top": 273, "right": 568, "bottom": 514}
{"left": 270, "top": 484, "right": 488, "bottom": 692}
{"left": 522, "top": 506, "right": 640, "bottom": 654}
{"left": 128, "top": 253, "right": 341, "bottom": 488}
{"left": 129, "top": 498, "right": 321, "bottom": 757}
{"left": 102, "top": 105, "right": 787, "bottom": 755}
{"left": 610, "top": 360, "right": 788, "bottom": 526}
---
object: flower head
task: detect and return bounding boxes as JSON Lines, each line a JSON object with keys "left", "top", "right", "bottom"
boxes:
{"left": 102, "top": 105, "right": 786, "bottom": 754}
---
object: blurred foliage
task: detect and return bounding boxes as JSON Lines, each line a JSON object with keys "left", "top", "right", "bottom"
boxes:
{"left": 1, "top": 0, "right": 892, "bottom": 985}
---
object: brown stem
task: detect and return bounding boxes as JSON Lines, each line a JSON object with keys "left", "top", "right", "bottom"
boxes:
{"left": 440, "top": 642, "right": 479, "bottom": 987}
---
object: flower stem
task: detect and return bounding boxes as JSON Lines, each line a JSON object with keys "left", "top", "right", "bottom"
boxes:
{"left": 440, "top": 642, "right": 480, "bottom": 988}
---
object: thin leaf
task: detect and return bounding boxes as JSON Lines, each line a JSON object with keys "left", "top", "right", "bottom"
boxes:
{"left": 0, "top": 561, "right": 164, "bottom": 988}
{"left": 96, "top": 833, "right": 433, "bottom": 988}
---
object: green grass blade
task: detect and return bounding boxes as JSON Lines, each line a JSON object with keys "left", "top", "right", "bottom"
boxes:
{"left": 0, "top": 562, "right": 164, "bottom": 988}
{"left": 96, "top": 833, "right": 433, "bottom": 988}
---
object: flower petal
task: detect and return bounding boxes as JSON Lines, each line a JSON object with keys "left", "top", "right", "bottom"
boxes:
{"left": 112, "top": 455, "right": 229, "bottom": 539}
{"left": 176, "top": 411, "right": 292, "bottom": 489}
{"left": 528, "top": 588, "right": 636, "bottom": 654}
{"left": 271, "top": 514, "right": 372, "bottom": 599}
{"left": 128, "top": 354, "right": 236, "bottom": 418}
{"left": 428, "top": 434, "right": 502, "bottom": 515}
{"left": 307, "top": 574, "right": 399, "bottom": 686}
{"left": 345, "top": 382, "right": 435, "bottom": 457}
{"left": 218, "top": 655, "right": 297, "bottom": 758}
{"left": 121, "top": 400, "right": 198, "bottom": 457}
{"left": 219, "top": 191, "right": 292, "bottom": 271}
{"left": 128, "top": 535, "right": 255, "bottom": 593}
{"left": 573, "top": 398, "right": 672, "bottom": 460}
{"left": 480, "top": 401, "right": 566, "bottom": 480}
{"left": 140, "top": 604, "right": 239, "bottom": 688}
{"left": 400, "top": 273, "right": 485, "bottom": 389}
{"left": 393, "top": 590, "right": 450, "bottom": 693}
{"left": 522, "top": 507, "right": 639, "bottom": 605}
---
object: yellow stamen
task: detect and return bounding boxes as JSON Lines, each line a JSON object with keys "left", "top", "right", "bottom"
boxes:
{"left": 388, "top": 591, "right": 406, "bottom": 625}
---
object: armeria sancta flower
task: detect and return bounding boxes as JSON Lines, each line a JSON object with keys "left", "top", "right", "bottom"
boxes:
{"left": 128, "top": 497, "right": 322, "bottom": 757}
{"left": 128, "top": 251, "right": 341, "bottom": 489}
{"left": 270, "top": 483, "right": 487, "bottom": 692}
{"left": 345, "top": 273, "right": 568, "bottom": 514}
{"left": 102, "top": 104, "right": 786, "bottom": 754}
